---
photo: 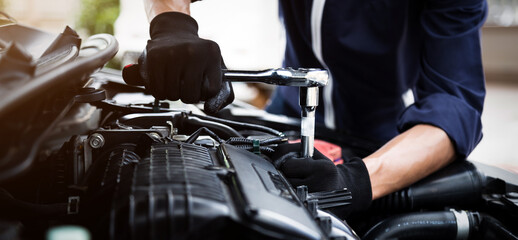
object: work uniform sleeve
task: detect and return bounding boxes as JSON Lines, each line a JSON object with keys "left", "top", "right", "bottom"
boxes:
{"left": 398, "top": 0, "right": 488, "bottom": 158}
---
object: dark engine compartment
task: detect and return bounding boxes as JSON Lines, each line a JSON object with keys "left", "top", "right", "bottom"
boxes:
{"left": 0, "top": 23, "right": 517, "bottom": 240}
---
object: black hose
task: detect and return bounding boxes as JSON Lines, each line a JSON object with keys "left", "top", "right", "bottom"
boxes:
{"left": 177, "top": 114, "right": 243, "bottom": 139}
{"left": 233, "top": 145, "right": 275, "bottom": 153}
{"left": 363, "top": 211, "right": 458, "bottom": 240}
{"left": 226, "top": 137, "right": 254, "bottom": 145}
{"left": 191, "top": 113, "right": 285, "bottom": 138}
{"left": 186, "top": 127, "right": 224, "bottom": 144}
{"left": 226, "top": 136, "right": 285, "bottom": 145}
{"left": 226, "top": 137, "right": 284, "bottom": 154}
{"left": 371, "top": 161, "right": 485, "bottom": 212}
{"left": 260, "top": 137, "right": 286, "bottom": 145}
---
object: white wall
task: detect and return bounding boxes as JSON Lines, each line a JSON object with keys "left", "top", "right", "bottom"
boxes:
{"left": 114, "top": 0, "right": 284, "bottom": 70}
{"left": 191, "top": 0, "right": 284, "bottom": 69}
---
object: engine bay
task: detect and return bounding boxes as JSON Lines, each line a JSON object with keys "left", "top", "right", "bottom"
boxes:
{"left": 1, "top": 23, "right": 517, "bottom": 240}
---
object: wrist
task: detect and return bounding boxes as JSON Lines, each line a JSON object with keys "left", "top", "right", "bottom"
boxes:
{"left": 145, "top": 0, "right": 191, "bottom": 21}
{"left": 149, "top": 11, "right": 199, "bottom": 39}
{"left": 338, "top": 158, "right": 372, "bottom": 211}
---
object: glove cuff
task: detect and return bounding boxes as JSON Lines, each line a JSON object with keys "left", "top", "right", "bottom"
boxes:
{"left": 150, "top": 12, "right": 199, "bottom": 38}
{"left": 337, "top": 157, "right": 372, "bottom": 212}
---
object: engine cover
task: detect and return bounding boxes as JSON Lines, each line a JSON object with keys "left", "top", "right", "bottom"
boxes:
{"left": 98, "top": 140, "right": 341, "bottom": 240}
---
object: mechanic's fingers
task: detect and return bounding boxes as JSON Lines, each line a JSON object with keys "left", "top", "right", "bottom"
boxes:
{"left": 285, "top": 178, "right": 307, "bottom": 188}
{"left": 203, "top": 41, "right": 223, "bottom": 98}
{"left": 280, "top": 157, "right": 315, "bottom": 179}
{"left": 204, "top": 81, "right": 234, "bottom": 114}
{"left": 222, "top": 78, "right": 235, "bottom": 106}
{"left": 201, "top": 75, "right": 211, "bottom": 101}
{"left": 147, "top": 52, "right": 167, "bottom": 100}
{"left": 181, "top": 59, "right": 203, "bottom": 103}
{"left": 273, "top": 144, "right": 329, "bottom": 160}
{"left": 165, "top": 63, "right": 181, "bottom": 101}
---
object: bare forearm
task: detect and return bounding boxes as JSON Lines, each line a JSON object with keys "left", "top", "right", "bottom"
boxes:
{"left": 363, "top": 124, "right": 456, "bottom": 200}
{"left": 144, "top": 0, "right": 191, "bottom": 21}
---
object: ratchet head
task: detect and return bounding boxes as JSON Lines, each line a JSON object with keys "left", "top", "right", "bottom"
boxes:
{"left": 224, "top": 68, "right": 329, "bottom": 87}
{"left": 223, "top": 67, "right": 328, "bottom": 158}
{"left": 272, "top": 68, "right": 329, "bottom": 87}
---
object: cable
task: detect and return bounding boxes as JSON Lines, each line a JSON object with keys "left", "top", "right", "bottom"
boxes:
{"left": 186, "top": 127, "right": 224, "bottom": 144}
{"left": 192, "top": 113, "right": 285, "bottom": 138}
{"left": 226, "top": 136, "right": 285, "bottom": 154}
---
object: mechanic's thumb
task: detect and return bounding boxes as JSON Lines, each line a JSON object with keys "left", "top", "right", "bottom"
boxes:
{"left": 204, "top": 81, "right": 234, "bottom": 114}
{"left": 122, "top": 64, "right": 146, "bottom": 86}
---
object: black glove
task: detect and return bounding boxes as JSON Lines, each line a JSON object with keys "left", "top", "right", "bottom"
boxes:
{"left": 272, "top": 143, "right": 372, "bottom": 217}
{"left": 122, "top": 12, "right": 234, "bottom": 113}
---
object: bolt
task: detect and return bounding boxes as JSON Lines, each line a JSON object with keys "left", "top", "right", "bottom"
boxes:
{"left": 89, "top": 133, "right": 105, "bottom": 149}
{"left": 166, "top": 121, "right": 177, "bottom": 138}
{"left": 296, "top": 185, "right": 308, "bottom": 201}
{"left": 148, "top": 132, "right": 161, "bottom": 139}
{"left": 307, "top": 199, "right": 318, "bottom": 218}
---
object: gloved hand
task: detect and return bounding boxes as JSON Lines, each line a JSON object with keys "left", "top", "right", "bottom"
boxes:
{"left": 271, "top": 143, "right": 372, "bottom": 217}
{"left": 122, "top": 12, "right": 234, "bottom": 113}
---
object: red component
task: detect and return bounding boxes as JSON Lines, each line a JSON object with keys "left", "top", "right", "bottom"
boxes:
{"left": 124, "top": 63, "right": 135, "bottom": 69}
{"left": 288, "top": 139, "right": 343, "bottom": 165}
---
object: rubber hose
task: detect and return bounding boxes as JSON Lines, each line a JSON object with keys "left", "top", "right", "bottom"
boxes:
{"left": 192, "top": 113, "right": 284, "bottom": 137}
{"left": 226, "top": 137, "right": 253, "bottom": 144}
{"left": 186, "top": 127, "right": 224, "bottom": 144}
{"left": 260, "top": 137, "right": 285, "bottom": 145}
{"left": 371, "top": 161, "right": 485, "bottom": 212}
{"left": 363, "top": 211, "right": 458, "bottom": 240}
{"left": 226, "top": 137, "right": 284, "bottom": 145}
{"left": 233, "top": 145, "right": 274, "bottom": 153}
{"left": 178, "top": 115, "right": 242, "bottom": 139}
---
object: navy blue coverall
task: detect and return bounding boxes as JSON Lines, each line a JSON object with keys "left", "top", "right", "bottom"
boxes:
{"left": 266, "top": 0, "right": 488, "bottom": 158}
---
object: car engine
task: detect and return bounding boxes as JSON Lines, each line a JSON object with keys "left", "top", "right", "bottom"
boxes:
{"left": 1, "top": 22, "right": 517, "bottom": 240}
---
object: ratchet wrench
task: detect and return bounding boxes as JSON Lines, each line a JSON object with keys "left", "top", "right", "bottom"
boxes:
{"left": 224, "top": 68, "right": 329, "bottom": 157}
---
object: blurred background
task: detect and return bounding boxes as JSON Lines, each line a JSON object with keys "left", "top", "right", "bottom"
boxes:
{"left": 1, "top": 0, "right": 517, "bottom": 171}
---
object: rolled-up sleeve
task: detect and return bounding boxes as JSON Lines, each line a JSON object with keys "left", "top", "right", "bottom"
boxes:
{"left": 398, "top": 0, "right": 488, "bottom": 158}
